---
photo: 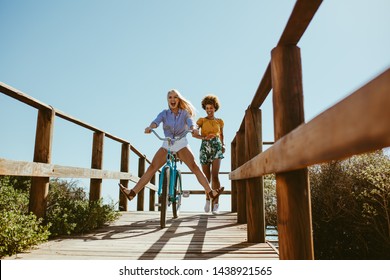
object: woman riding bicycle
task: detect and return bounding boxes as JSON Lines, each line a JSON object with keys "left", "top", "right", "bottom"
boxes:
{"left": 119, "top": 89, "right": 224, "bottom": 204}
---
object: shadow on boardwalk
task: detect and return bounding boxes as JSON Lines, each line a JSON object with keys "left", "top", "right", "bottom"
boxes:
{"left": 5, "top": 212, "right": 279, "bottom": 260}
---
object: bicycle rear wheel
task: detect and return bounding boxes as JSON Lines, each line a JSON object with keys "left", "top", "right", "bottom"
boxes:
{"left": 172, "top": 170, "right": 182, "bottom": 219}
{"left": 160, "top": 166, "right": 170, "bottom": 229}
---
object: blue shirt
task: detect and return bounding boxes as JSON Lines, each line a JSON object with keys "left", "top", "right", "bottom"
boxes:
{"left": 152, "top": 109, "right": 194, "bottom": 138}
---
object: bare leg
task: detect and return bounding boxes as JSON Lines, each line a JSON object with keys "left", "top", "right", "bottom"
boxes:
{"left": 123, "top": 147, "right": 167, "bottom": 195}
{"left": 202, "top": 164, "right": 211, "bottom": 200}
{"left": 177, "top": 147, "right": 213, "bottom": 193}
{"left": 211, "top": 158, "right": 222, "bottom": 205}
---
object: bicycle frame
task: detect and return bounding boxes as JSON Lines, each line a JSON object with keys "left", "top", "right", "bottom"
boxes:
{"left": 151, "top": 129, "right": 190, "bottom": 228}
{"left": 158, "top": 149, "right": 179, "bottom": 202}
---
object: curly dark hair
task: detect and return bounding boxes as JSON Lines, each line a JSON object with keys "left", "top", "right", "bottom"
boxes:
{"left": 201, "top": 95, "right": 220, "bottom": 111}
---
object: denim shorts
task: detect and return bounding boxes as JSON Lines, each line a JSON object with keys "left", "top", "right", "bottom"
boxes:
{"left": 162, "top": 137, "right": 189, "bottom": 152}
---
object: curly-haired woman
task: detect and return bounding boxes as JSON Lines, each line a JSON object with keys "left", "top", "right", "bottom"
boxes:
{"left": 195, "top": 95, "right": 225, "bottom": 214}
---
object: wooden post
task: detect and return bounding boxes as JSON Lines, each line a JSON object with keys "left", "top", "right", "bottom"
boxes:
{"left": 149, "top": 174, "right": 156, "bottom": 211}
{"left": 119, "top": 143, "right": 130, "bottom": 211}
{"left": 271, "top": 45, "right": 314, "bottom": 259}
{"left": 137, "top": 157, "right": 146, "bottom": 211}
{"left": 90, "top": 132, "right": 104, "bottom": 202}
{"left": 29, "top": 107, "right": 55, "bottom": 218}
{"left": 244, "top": 107, "right": 265, "bottom": 242}
{"left": 230, "top": 138, "right": 237, "bottom": 213}
{"left": 235, "top": 130, "right": 247, "bottom": 224}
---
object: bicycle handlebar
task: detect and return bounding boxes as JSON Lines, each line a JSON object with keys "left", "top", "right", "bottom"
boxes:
{"left": 150, "top": 129, "right": 193, "bottom": 142}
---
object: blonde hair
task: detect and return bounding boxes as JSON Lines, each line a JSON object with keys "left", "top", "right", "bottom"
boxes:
{"left": 167, "top": 89, "right": 196, "bottom": 117}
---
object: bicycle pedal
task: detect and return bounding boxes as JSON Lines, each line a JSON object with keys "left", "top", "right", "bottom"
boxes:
{"left": 183, "top": 190, "right": 190, "bottom": 198}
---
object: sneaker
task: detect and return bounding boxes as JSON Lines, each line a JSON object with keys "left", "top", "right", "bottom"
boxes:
{"left": 204, "top": 200, "right": 211, "bottom": 213}
{"left": 212, "top": 203, "right": 219, "bottom": 214}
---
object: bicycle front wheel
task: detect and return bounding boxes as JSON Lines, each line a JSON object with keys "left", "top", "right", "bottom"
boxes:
{"left": 172, "top": 170, "right": 182, "bottom": 219}
{"left": 160, "top": 166, "right": 170, "bottom": 229}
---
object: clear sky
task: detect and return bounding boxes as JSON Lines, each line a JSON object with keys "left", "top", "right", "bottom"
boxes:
{"left": 1, "top": 0, "right": 389, "bottom": 212}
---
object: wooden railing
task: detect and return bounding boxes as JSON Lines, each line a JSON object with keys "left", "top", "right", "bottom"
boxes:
{"left": 0, "top": 82, "right": 158, "bottom": 217}
{"left": 229, "top": 0, "right": 390, "bottom": 260}
{"left": 0, "top": 82, "right": 234, "bottom": 218}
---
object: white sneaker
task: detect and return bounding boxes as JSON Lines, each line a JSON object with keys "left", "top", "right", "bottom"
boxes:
{"left": 212, "top": 204, "right": 219, "bottom": 214}
{"left": 204, "top": 200, "right": 211, "bottom": 213}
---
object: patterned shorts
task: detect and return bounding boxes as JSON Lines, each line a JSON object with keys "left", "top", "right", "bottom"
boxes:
{"left": 199, "top": 137, "right": 224, "bottom": 165}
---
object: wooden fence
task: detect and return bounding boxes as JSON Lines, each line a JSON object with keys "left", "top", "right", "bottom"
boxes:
{"left": 0, "top": 83, "right": 232, "bottom": 218}
{"left": 0, "top": 82, "right": 159, "bottom": 217}
{"left": 229, "top": 0, "right": 390, "bottom": 260}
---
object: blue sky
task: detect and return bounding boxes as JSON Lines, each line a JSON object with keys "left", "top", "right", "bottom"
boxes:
{"left": 1, "top": 0, "right": 389, "bottom": 212}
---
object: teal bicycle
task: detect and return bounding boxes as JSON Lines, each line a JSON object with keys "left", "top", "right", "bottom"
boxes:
{"left": 151, "top": 129, "right": 191, "bottom": 229}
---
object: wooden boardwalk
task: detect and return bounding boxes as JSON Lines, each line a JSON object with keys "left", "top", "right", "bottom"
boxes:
{"left": 5, "top": 211, "right": 279, "bottom": 260}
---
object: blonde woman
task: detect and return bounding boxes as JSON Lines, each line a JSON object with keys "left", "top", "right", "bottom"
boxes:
{"left": 195, "top": 95, "right": 225, "bottom": 214}
{"left": 119, "top": 89, "right": 224, "bottom": 204}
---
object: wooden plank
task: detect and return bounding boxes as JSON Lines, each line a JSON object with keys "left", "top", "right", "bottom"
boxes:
{"left": 277, "top": 0, "right": 323, "bottom": 46}
{"left": 4, "top": 212, "right": 279, "bottom": 260}
{"left": 119, "top": 143, "right": 130, "bottom": 211}
{"left": 137, "top": 157, "right": 146, "bottom": 211}
{"left": 271, "top": 45, "right": 313, "bottom": 260}
{"left": 250, "top": 63, "right": 272, "bottom": 108}
{"left": 235, "top": 130, "right": 247, "bottom": 224}
{"left": 90, "top": 132, "right": 104, "bottom": 201}
{"left": 0, "top": 157, "right": 157, "bottom": 191}
{"left": 30, "top": 108, "right": 55, "bottom": 218}
{"left": 244, "top": 108, "right": 265, "bottom": 243}
{"left": 230, "top": 139, "right": 237, "bottom": 212}
{"left": 0, "top": 82, "right": 51, "bottom": 110}
{"left": 230, "top": 69, "right": 390, "bottom": 180}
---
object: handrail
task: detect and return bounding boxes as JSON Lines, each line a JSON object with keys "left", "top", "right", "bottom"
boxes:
{"left": 0, "top": 81, "right": 158, "bottom": 215}
{"left": 228, "top": 0, "right": 389, "bottom": 260}
{"left": 0, "top": 158, "right": 156, "bottom": 190}
{"left": 0, "top": 82, "right": 150, "bottom": 163}
{"left": 277, "top": 0, "right": 323, "bottom": 46}
{"left": 231, "top": 69, "right": 390, "bottom": 180}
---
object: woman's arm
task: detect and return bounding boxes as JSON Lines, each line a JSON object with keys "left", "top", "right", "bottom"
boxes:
{"left": 220, "top": 126, "right": 225, "bottom": 153}
{"left": 145, "top": 122, "right": 157, "bottom": 133}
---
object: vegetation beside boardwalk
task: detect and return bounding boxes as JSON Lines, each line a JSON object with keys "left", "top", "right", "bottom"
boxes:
{"left": 0, "top": 177, "right": 119, "bottom": 258}
{"left": 310, "top": 150, "right": 390, "bottom": 259}
{"left": 263, "top": 150, "right": 389, "bottom": 259}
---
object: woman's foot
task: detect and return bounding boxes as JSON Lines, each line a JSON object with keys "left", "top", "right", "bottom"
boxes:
{"left": 212, "top": 203, "right": 219, "bottom": 215}
{"left": 204, "top": 199, "right": 211, "bottom": 213}
{"left": 119, "top": 183, "right": 136, "bottom": 201}
{"left": 208, "top": 186, "right": 224, "bottom": 201}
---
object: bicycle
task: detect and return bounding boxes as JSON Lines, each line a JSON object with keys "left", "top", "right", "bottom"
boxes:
{"left": 151, "top": 129, "right": 192, "bottom": 229}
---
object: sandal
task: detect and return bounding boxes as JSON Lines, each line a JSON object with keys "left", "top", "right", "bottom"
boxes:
{"left": 119, "top": 183, "right": 136, "bottom": 201}
{"left": 208, "top": 186, "right": 224, "bottom": 200}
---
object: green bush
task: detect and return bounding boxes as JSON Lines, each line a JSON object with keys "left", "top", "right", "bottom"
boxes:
{"left": 0, "top": 179, "right": 50, "bottom": 257}
{"left": 0, "top": 176, "right": 120, "bottom": 257}
{"left": 0, "top": 211, "right": 50, "bottom": 257}
{"left": 46, "top": 179, "right": 120, "bottom": 237}
{"left": 310, "top": 150, "right": 390, "bottom": 259}
{"left": 264, "top": 174, "right": 277, "bottom": 228}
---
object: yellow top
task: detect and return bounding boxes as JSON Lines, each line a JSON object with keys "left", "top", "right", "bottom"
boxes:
{"left": 196, "top": 117, "right": 224, "bottom": 137}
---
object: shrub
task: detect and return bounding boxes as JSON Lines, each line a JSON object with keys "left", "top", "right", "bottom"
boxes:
{"left": 0, "top": 176, "right": 120, "bottom": 257}
{"left": 264, "top": 174, "right": 277, "bottom": 228}
{"left": 0, "top": 179, "right": 50, "bottom": 257}
{"left": 0, "top": 211, "right": 50, "bottom": 257}
{"left": 46, "top": 179, "right": 120, "bottom": 237}
{"left": 310, "top": 150, "right": 390, "bottom": 259}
